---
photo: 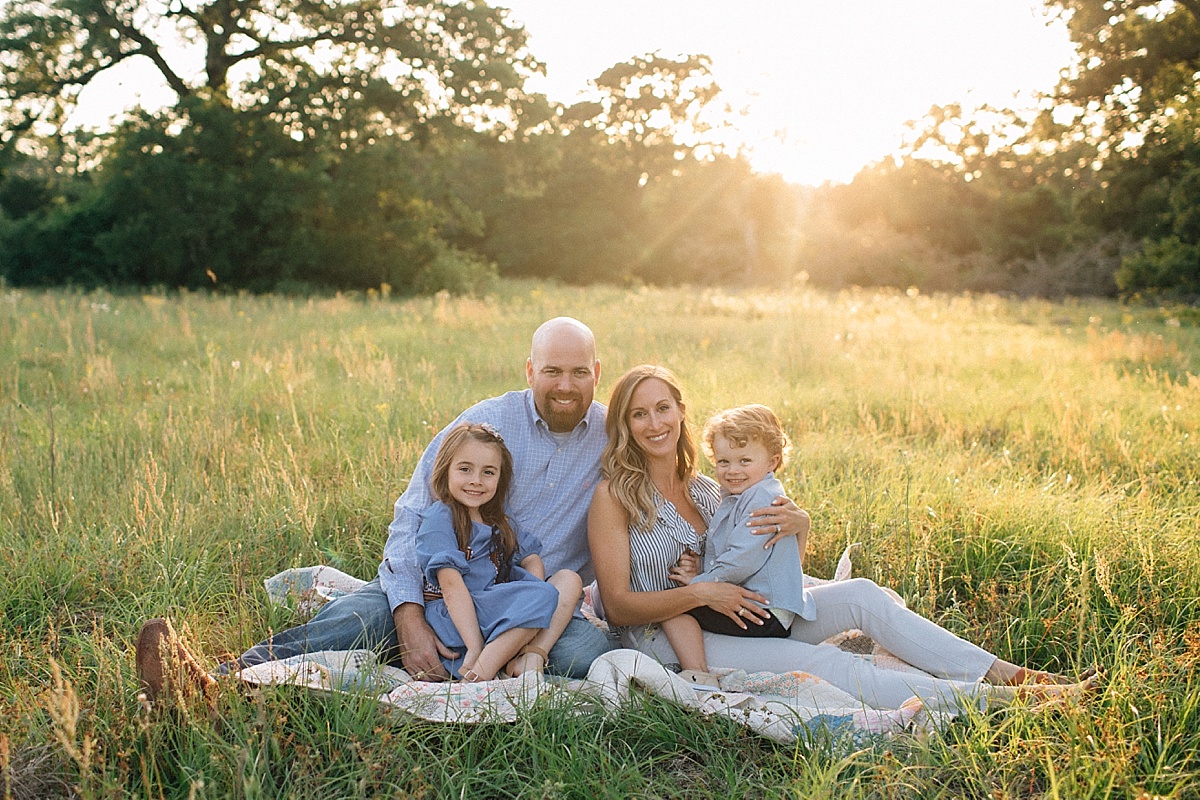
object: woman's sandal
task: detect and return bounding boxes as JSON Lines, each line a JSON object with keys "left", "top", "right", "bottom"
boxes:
{"left": 1016, "top": 669, "right": 1103, "bottom": 705}
{"left": 1014, "top": 665, "right": 1100, "bottom": 687}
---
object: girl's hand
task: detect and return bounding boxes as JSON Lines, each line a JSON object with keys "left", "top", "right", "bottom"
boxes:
{"left": 747, "top": 497, "right": 811, "bottom": 549}
{"left": 668, "top": 549, "right": 701, "bottom": 585}
{"left": 692, "top": 582, "right": 770, "bottom": 629}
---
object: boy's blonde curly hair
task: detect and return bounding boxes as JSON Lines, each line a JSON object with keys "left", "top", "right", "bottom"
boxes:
{"left": 701, "top": 404, "right": 792, "bottom": 469}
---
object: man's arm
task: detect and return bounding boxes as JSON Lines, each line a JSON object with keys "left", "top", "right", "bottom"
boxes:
{"left": 391, "top": 603, "right": 450, "bottom": 679}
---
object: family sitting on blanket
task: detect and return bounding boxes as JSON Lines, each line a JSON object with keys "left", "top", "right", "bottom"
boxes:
{"left": 136, "top": 317, "right": 1098, "bottom": 709}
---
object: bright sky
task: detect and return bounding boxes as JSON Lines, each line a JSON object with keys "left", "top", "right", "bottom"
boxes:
{"left": 68, "top": 0, "right": 1078, "bottom": 187}
{"left": 502, "top": 0, "right": 1078, "bottom": 185}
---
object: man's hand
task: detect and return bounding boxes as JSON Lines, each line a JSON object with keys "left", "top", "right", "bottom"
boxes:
{"left": 394, "top": 603, "right": 454, "bottom": 681}
{"left": 747, "top": 496, "right": 811, "bottom": 550}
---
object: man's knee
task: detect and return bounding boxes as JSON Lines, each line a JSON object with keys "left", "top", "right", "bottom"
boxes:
{"left": 548, "top": 618, "right": 616, "bottom": 679}
{"left": 316, "top": 579, "right": 393, "bottom": 626}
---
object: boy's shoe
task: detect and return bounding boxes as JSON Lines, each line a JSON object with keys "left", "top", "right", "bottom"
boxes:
{"left": 678, "top": 669, "right": 721, "bottom": 689}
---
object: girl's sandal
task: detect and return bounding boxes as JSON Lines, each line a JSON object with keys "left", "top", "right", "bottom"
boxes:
{"left": 508, "top": 644, "right": 549, "bottom": 677}
{"left": 521, "top": 644, "right": 549, "bottom": 660}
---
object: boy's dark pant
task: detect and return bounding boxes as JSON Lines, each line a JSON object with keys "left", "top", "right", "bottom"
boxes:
{"left": 687, "top": 606, "right": 791, "bottom": 638}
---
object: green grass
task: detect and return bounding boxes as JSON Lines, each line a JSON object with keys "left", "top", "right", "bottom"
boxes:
{"left": 2, "top": 281, "right": 1199, "bottom": 798}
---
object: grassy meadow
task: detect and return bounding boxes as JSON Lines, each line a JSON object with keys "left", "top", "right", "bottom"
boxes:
{"left": 2, "top": 281, "right": 1199, "bottom": 798}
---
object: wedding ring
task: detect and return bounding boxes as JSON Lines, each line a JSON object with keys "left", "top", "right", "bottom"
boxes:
{"left": 737, "top": 608, "right": 747, "bottom": 617}
{"left": 775, "top": 524, "right": 781, "bottom": 534}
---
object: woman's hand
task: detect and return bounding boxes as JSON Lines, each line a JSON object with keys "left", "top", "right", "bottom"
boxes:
{"left": 747, "top": 496, "right": 811, "bottom": 549}
{"left": 691, "top": 581, "right": 771, "bottom": 629}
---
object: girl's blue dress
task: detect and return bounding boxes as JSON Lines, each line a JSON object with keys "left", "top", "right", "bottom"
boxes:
{"left": 417, "top": 501, "right": 558, "bottom": 678}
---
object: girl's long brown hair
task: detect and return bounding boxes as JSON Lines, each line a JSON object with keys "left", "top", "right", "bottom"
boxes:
{"left": 430, "top": 423, "right": 518, "bottom": 581}
{"left": 600, "top": 365, "right": 698, "bottom": 532}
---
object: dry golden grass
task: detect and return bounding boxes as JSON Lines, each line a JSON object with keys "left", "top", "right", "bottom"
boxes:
{"left": 1, "top": 282, "right": 1197, "bottom": 798}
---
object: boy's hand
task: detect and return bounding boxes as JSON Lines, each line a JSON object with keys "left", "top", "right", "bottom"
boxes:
{"left": 669, "top": 548, "right": 701, "bottom": 585}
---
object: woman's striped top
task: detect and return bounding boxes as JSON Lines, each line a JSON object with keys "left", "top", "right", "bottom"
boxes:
{"left": 626, "top": 476, "right": 722, "bottom": 594}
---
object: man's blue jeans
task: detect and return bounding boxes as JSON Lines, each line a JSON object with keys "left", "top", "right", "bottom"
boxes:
{"left": 225, "top": 577, "right": 615, "bottom": 679}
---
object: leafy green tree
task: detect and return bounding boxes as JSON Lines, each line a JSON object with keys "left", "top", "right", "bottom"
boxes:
{"left": 558, "top": 53, "right": 722, "bottom": 172}
{"left": 0, "top": 0, "right": 537, "bottom": 147}
{"left": 480, "top": 52, "right": 787, "bottom": 286}
{"left": 1048, "top": 0, "right": 1200, "bottom": 298}
{"left": 0, "top": 0, "right": 531, "bottom": 291}
{"left": 796, "top": 99, "right": 1116, "bottom": 296}
{"left": 0, "top": 95, "right": 497, "bottom": 292}
{"left": 91, "top": 99, "right": 319, "bottom": 289}
{"left": 1051, "top": 0, "right": 1200, "bottom": 126}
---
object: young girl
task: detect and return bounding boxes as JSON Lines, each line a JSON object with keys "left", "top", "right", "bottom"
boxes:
{"left": 417, "top": 422, "right": 583, "bottom": 681}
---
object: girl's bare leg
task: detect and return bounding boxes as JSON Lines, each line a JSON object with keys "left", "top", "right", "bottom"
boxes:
{"left": 507, "top": 570, "right": 583, "bottom": 677}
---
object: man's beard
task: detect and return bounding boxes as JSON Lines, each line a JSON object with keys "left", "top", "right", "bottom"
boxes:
{"left": 539, "top": 393, "right": 586, "bottom": 431}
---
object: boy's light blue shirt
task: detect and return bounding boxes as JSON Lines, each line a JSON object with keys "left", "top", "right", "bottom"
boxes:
{"left": 378, "top": 389, "right": 607, "bottom": 611}
{"left": 692, "top": 473, "right": 816, "bottom": 622}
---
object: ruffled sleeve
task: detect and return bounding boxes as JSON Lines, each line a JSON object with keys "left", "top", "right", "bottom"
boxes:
{"left": 512, "top": 522, "right": 544, "bottom": 565}
{"left": 415, "top": 502, "right": 470, "bottom": 585}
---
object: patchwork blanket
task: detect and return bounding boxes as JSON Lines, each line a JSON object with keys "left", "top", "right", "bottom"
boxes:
{"left": 236, "top": 648, "right": 933, "bottom": 744}
{"left": 246, "top": 546, "right": 967, "bottom": 742}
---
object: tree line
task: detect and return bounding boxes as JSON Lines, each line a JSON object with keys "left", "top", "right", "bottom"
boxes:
{"left": 1, "top": 0, "right": 1197, "bottom": 301}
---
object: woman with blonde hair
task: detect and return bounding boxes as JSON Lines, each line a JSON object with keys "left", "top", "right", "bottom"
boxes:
{"left": 587, "top": 364, "right": 1096, "bottom": 709}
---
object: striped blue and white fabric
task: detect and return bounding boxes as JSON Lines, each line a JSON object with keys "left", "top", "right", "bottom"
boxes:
{"left": 625, "top": 476, "right": 721, "bottom": 594}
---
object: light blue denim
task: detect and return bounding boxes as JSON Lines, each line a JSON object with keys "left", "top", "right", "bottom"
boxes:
{"left": 224, "top": 577, "right": 615, "bottom": 680}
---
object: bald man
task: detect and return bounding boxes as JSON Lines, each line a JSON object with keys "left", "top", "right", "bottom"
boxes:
{"left": 136, "top": 318, "right": 612, "bottom": 687}
{"left": 138, "top": 317, "right": 802, "bottom": 689}
{"left": 381, "top": 316, "right": 612, "bottom": 679}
